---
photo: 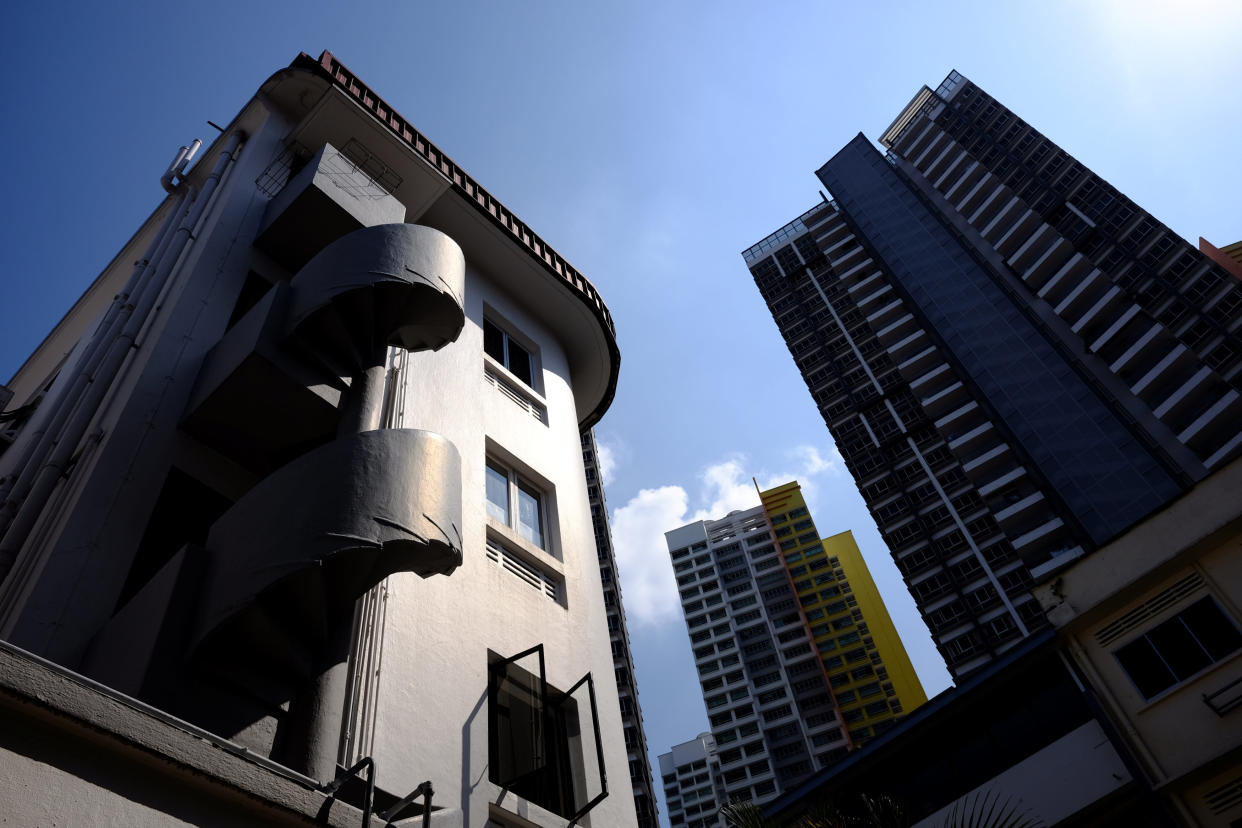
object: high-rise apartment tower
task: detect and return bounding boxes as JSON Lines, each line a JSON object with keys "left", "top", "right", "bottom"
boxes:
{"left": 658, "top": 732, "right": 727, "bottom": 828}
{"left": 664, "top": 482, "right": 924, "bottom": 810}
{"left": 582, "top": 429, "right": 660, "bottom": 826}
{"left": 744, "top": 70, "right": 1242, "bottom": 679}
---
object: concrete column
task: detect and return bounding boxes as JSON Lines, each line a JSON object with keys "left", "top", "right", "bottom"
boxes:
{"left": 280, "top": 343, "right": 388, "bottom": 782}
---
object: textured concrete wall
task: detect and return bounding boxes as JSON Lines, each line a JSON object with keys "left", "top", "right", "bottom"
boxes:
{"left": 0, "top": 644, "right": 373, "bottom": 828}
{"left": 0, "top": 720, "right": 297, "bottom": 828}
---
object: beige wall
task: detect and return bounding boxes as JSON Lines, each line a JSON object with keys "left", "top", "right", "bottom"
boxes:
{"left": 1036, "top": 457, "right": 1242, "bottom": 827}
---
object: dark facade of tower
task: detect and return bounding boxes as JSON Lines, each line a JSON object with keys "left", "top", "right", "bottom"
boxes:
{"left": 744, "top": 71, "right": 1242, "bottom": 679}
{"left": 581, "top": 429, "right": 660, "bottom": 827}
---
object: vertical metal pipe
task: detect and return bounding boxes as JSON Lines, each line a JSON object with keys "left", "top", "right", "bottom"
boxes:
{"left": 0, "top": 189, "right": 191, "bottom": 516}
{"left": 0, "top": 133, "right": 244, "bottom": 585}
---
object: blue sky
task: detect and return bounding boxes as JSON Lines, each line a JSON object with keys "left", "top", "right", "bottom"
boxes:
{"left": 4, "top": 1, "right": 1241, "bottom": 821}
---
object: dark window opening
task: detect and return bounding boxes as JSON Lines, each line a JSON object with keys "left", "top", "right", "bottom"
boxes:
{"left": 1114, "top": 597, "right": 1242, "bottom": 699}
{"left": 484, "top": 318, "right": 534, "bottom": 388}
{"left": 489, "top": 645, "right": 607, "bottom": 820}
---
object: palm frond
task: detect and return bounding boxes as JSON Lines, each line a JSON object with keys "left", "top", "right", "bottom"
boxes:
{"left": 933, "top": 788, "right": 1044, "bottom": 828}
{"left": 720, "top": 800, "right": 777, "bottom": 828}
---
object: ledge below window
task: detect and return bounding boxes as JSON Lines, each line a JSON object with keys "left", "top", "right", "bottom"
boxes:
{"left": 485, "top": 523, "right": 565, "bottom": 606}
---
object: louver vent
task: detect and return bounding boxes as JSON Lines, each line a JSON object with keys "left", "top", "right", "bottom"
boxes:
{"left": 1095, "top": 572, "right": 1204, "bottom": 646}
{"left": 486, "top": 538, "right": 559, "bottom": 601}
{"left": 1205, "top": 773, "right": 1242, "bottom": 816}
{"left": 485, "top": 366, "right": 547, "bottom": 423}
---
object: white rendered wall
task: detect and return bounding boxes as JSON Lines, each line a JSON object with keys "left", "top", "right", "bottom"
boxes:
{"left": 370, "top": 261, "right": 634, "bottom": 827}
{"left": 0, "top": 88, "right": 631, "bottom": 826}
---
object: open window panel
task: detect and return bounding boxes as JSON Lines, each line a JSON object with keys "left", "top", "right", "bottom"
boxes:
{"left": 555, "top": 671, "right": 608, "bottom": 822}
{"left": 488, "top": 647, "right": 608, "bottom": 822}
{"left": 489, "top": 645, "right": 548, "bottom": 789}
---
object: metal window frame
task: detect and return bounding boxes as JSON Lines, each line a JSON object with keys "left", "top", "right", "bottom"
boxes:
{"left": 488, "top": 647, "right": 609, "bottom": 822}
{"left": 559, "top": 671, "right": 609, "bottom": 822}
{"left": 488, "top": 644, "right": 549, "bottom": 788}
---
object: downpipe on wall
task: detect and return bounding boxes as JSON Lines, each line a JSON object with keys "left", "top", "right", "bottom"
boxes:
{"left": 0, "top": 189, "right": 191, "bottom": 514}
{"left": 0, "top": 133, "right": 245, "bottom": 590}
{"left": 0, "top": 137, "right": 204, "bottom": 512}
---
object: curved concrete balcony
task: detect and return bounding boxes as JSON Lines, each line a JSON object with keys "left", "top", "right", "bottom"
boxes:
{"left": 286, "top": 222, "right": 465, "bottom": 366}
{"left": 191, "top": 427, "right": 462, "bottom": 652}
{"left": 183, "top": 223, "right": 465, "bottom": 471}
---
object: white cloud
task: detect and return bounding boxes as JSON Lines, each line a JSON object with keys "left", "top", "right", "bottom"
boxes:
{"left": 609, "top": 445, "right": 841, "bottom": 626}
{"left": 595, "top": 441, "right": 617, "bottom": 486}
{"left": 694, "top": 457, "right": 759, "bottom": 519}
{"left": 790, "top": 444, "right": 839, "bottom": 477}
{"left": 609, "top": 485, "right": 690, "bottom": 626}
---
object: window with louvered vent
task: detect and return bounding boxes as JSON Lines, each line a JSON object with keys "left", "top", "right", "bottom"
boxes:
{"left": 1114, "top": 597, "right": 1241, "bottom": 700}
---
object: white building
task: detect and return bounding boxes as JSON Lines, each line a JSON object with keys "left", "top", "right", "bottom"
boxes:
{"left": 0, "top": 50, "right": 630, "bottom": 828}
{"left": 664, "top": 505, "right": 844, "bottom": 809}
{"left": 658, "top": 732, "right": 727, "bottom": 828}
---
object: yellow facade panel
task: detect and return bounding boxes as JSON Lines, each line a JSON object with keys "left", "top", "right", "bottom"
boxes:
{"left": 758, "top": 480, "right": 927, "bottom": 748}
{"left": 825, "top": 531, "right": 927, "bottom": 711}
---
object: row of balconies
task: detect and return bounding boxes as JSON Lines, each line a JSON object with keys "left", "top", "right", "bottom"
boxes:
{"left": 954, "top": 168, "right": 1001, "bottom": 219}
{"left": 806, "top": 227, "right": 1103, "bottom": 576}
{"left": 868, "top": 260, "right": 1146, "bottom": 565}
{"left": 894, "top": 113, "right": 940, "bottom": 163}
{"left": 911, "top": 129, "right": 959, "bottom": 183}
{"left": 811, "top": 210, "right": 853, "bottom": 252}
{"left": 982, "top": 194, "right": 1242, "bottom": 470}
{"left": 921, "top": 569, "right": 1035, "bottom": 665}
{"left": 919, "top": 404, "right": 1083, "bottom": 569}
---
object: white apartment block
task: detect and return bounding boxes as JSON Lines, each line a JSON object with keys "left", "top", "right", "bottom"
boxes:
{"left": 0, "top": 50, "right": 631, "bottom": 828}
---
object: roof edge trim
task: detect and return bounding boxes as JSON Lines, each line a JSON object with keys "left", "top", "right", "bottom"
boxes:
{"left": 289, "top": 50, "right": 620, "bottom": 428}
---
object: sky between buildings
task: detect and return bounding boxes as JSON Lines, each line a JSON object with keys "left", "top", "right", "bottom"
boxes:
{"left": 3, "top": 1, "right": 1241, "bottom": 823}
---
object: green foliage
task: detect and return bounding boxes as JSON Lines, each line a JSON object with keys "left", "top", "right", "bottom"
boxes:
{"left": 931, "top": 789, "right": 1044, "bottom": 828}
{"left": 720, "top": 793, "right": 905, "bottom": 828}
{"left": 719, "top": 801, "right": 773, "bottom": 828}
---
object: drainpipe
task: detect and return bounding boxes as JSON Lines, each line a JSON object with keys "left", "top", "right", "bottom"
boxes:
{"left": 281, "top": 341, "right": 390, "bottom": 782}
{"left": 0, "top": 137, "right": 205, "bottom": 516}
{"left": 160, "top": 138, "right": 201, "bottom": 193}
{"left": 0, "top": 188, "right": 191, "bottom": 519}
{"left": 0, "top": 133, "right": 245, "bottom": 586}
